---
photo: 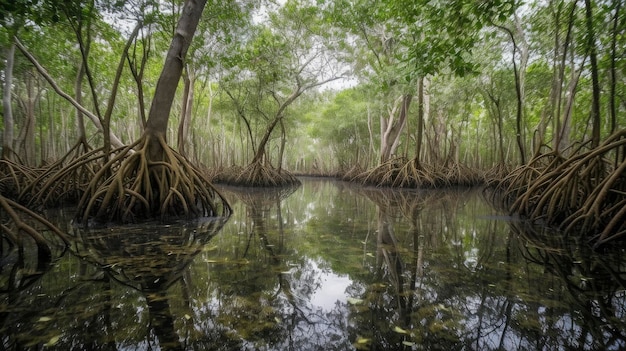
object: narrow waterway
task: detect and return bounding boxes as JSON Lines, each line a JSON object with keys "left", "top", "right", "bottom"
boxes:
{"left": 1, "top": 178, "right": 625, "bottom": 350}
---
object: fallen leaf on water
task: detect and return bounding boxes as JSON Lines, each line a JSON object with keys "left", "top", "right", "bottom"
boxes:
{"left": 402, "top": 341, "right": 416, "bottom": 346}
{"left": 393, "top": 326, "right": 409, "bottom": 334}
{"left": 38, "top": 317, "right": 52, "bottom": 322}
{"left": 356, "top": 337, "right": 370, "bottom": 344}
{"left": 44, "top": 335, "right": 61, "bottom": 347}
{"left": 347, "top": 297, "right": 364, "bottom": 305}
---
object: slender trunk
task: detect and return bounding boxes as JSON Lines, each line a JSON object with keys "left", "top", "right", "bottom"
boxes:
{"left": 554, "top": 0, "right": 578, "bottom": 152}
{"left": 177, "top": 72, "right": 192, "bottom": 156}
{"left": 278, "top": 118, "right": 286, "bottom": 172}
{"left": 15, "top": 38, "right": 125, "bottom": 148}
{"left": 498, "top": 24, "right": 526, "bottom": 164}
{"left": 145, "top": 0, "right": 207, "bottom": 160}
{"left": 2, "top": 41, "right": 15, "bottom": 160}
{"left": 75, "top": 60, "right": 87, "bottom": 143}
{"left": 608, "top": 0, "right": 620, "bottom": 134}
{"left": 415, "top": 77, "right": 424, "bottom": 166}
{"left": 584, "top": 0, "right": 601, "bottom": 148}
{"left": 380, "top": 94, "right": 411, "bottom": 163}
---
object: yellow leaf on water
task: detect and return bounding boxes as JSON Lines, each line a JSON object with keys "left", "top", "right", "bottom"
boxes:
{"left": 45, "top": 335, "right": 61, "bottom": 347}
{"left": 393, "top": 326, "right": 409, "bottom": 334}
{"left": 402, "top": 341, "right": 416, "bottom": 346}
{"left": 347, "top": 297, "right": 364, "bottom": 305}
{"left": 356, "top": 337, "right": 370, "bottom": 344}
{"left": 38, "top": 317, "right": 52, "bottom": 322}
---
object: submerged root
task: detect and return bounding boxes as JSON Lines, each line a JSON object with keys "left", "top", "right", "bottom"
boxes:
{"left": 75, "top": 135, "right": 230, "bottom": 225}
{"left": 213, "top": 160, "right": 300, "bottom": 187}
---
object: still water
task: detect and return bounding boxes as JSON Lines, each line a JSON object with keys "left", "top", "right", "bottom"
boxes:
{"left": 2, "top": 178, "right": 626, "bottom": 350}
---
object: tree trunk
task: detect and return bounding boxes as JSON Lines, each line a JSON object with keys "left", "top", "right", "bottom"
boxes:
{"left": 415, "top": 77, "right": 425, "bottom": 165}
{"left": 584, "top": 0, "right": 601, "bottom": 148}
{"left": 177, "top": 71, "right": 194, "bottom": 156}
{"left": 2, "top": 41, "right": 15, "bottom": 160}
{"left": 554, "top": 0, "right": 577, "bottom": 153}
{"left": 144, "top": 0, "right": 207, "bottom": 160}
{"left": 380, "top": 94, "right": 411, "bottom": 163}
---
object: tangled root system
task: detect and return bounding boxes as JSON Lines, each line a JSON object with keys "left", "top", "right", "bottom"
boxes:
{"left": 212, "top": 160, "right": 300, "bottom": 187}
{"left": 1, "top": 194, "right": 69, "bottom": 254}
{"left": 19, "top": 140, "right": 100, "bottom": 207}
{"left": 493, "top": 130, "right": 626, "bottom": 246}
{"left": 353, "top": 157, "right": 483, "bottom": 188}
{"left": 75, "top": 134, "right": 230, "bottom": 225}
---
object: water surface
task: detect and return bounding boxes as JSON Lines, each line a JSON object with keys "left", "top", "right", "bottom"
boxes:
{"left": 1, "top": 178, "right": 625, "bottom": 350}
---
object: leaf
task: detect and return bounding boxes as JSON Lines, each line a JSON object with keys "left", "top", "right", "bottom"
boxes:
{"left": 38, "top": 316, "right": 52, "bottom": 322}
{"left": 366, "top": 253, "right": 375, "bottom": 258}
{"left": 347, "top": 297, "right": 364, "bottom": 305}
{"left": 45, "top": 335, "right": 61, "bottom": 347}
{"left": 402, "top": 341, "right": 416, "bottom": 346}
{"left": 356, "top": 336, "right": 370, "bottom": 344}
{"left": 393, "top": 326, "right": 409, "bottom": 334}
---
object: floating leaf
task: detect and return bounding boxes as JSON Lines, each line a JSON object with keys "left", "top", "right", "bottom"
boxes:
{"left": 402, "top": 341, "right": 416, "bottom": 346}
{"left": 38, "top": 317, "right": 52, "bottom": 322}
{"left": 393, "top": 326, "right": 409, "bottom": 334}
{"left": 347, "top": 297, "right": 364, "bottom": 305}
{"left": 45, "top": 335, "right": 61, "bottom": 347}
{"left": 356, "top": 336, "right": 370, "bottom": 344}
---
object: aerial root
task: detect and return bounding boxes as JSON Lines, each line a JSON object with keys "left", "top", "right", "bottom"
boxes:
{"left": 353, "top": 157, "right": 483, "bottom": 188}
{"left": 212, "top": 160, "right": 300, "bottom": 187}
{"left": 491, "top": 129, "right": 626, "bottom": 246}
{"left": 75, "top": 134, "right": 230, "bottom": 225}
{"left": 0, "top": 194, "right": 69, "bottom": 252}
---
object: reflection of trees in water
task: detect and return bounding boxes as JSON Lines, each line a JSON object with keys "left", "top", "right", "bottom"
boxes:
{"left": 0, "top": 199, "right": 69, "bottom": 350}
{"left": 209, "top": 184, "right": 354, "bottom": 350}
{"left": 353, "top": 187, "right": 471, "bottom": 349}
{"left": 71, "top": 219, "right": 227, "bottom": 351}
{"left": 1, "top": 217, "right": 227, "bottom": 350}
{"left": 511, "top": 221, "right": 626, "bottom": 350}
{"left": 348, "top": 186, "right": 626, "bottom": 350}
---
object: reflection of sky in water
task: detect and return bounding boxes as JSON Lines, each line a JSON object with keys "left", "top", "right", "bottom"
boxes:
{"left": 307, "top": 259, "right": 351, "bottom": 310}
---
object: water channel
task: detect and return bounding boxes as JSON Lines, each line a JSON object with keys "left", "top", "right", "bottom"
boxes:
{"left": 1, "top": 178, "right": 625, "bottom": 350}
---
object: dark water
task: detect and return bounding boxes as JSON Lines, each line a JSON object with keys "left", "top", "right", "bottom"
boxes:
{"left": 2, "top": 178, "right": 626, "bottom": 350}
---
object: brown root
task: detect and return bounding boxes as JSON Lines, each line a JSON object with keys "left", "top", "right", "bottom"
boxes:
{"left": 212, "top": 160, "right": 301, "bottom": 187}
{"left": 20, "top": 140, "right": 101, "bottom": 207}
{"left": 0, "top": 194, "right": 69, "bottom": 250}
{"left": 492, "top": 130, "right": 626, "bottom": 246}
{"left": 75, "top": 134, "right": 230, "bottom": 225}
{"left": 352, "top": 157, "right": 482, "bottom": 188}
{"left": 0, "top": 159, "right": 41, "bottom": 199}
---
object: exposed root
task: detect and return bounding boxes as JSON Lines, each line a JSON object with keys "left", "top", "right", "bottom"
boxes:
{"left": 492, "top": 130, "right": 626, "bottom": 246}
{"left": 75, "top": 134, "right": 230, "bottom": 225}
{"left": 212, "top": 160, "right": 301, "bottom": 187}
{"left": 20, "top": 140, "right": 101, "bottom": 207}
{"left": 352, "top": 157, "right": 482, "bottom": 188}
{"left": 0, "top": 159, "right": 41, "bottom": 199}
{"left": 339, "top": 163, "right": 366, "bottom": 181}
{"left": 1, "top": 194, "right": 69, "bottom": 255}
